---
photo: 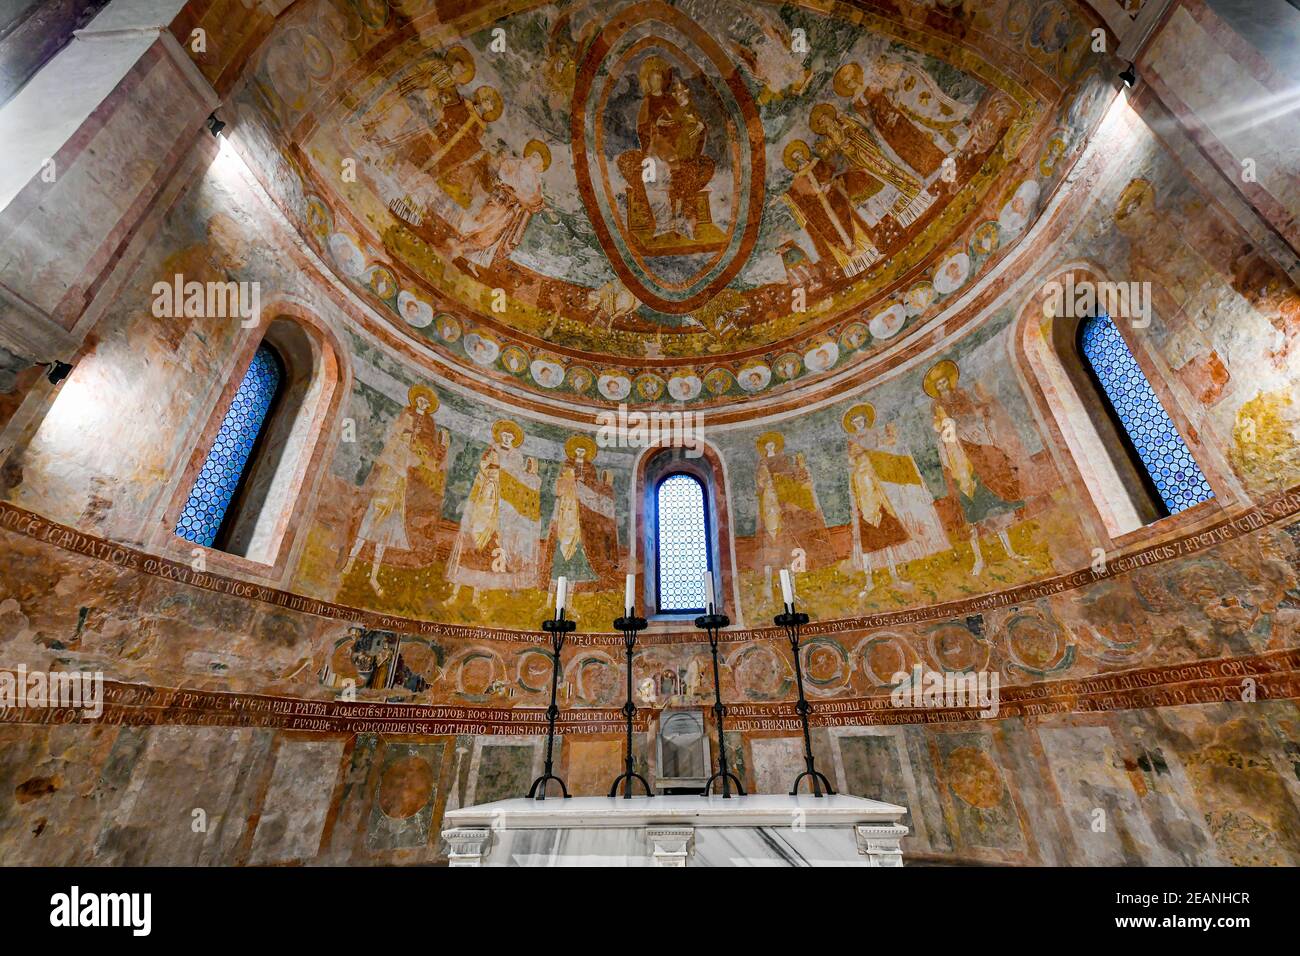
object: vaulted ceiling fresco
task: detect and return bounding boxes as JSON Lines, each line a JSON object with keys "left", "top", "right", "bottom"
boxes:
{"left": 238, "top": 0, "right": 1116, "bottom": 409}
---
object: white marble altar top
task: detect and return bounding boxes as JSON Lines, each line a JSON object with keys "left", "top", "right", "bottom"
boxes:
{"left": 443, "top": 793, "right": 907, "bottom": 829}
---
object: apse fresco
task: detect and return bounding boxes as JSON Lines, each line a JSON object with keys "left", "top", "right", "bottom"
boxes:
{"left": 5, "top": 9, "right": 1296, "bottom": 647}
{"left": 235, "top": 0, "right": 1116, "bottom": 407}
{"left": 283, "top": 291, "right": 1084, "bottom": 633}
{"left": 4, "top": 0, "right": 1300, "bottom": 871}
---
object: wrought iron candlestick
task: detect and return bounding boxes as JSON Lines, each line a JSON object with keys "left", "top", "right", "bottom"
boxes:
{"left": 527, "top": 612, "right": 574, "bottom": 799}
{"left": 775, "top": 604, "right": 835, "bottom": 797}
{"left": 694, "top": 607, "right": 745, "bottom": 798}
{"left": 609, "top": 613, "right": 651, "bottom": 798}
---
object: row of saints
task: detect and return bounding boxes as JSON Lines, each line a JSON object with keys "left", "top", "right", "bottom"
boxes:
{"left": 340, "top": 358, "right": 1032, "bottom": 603}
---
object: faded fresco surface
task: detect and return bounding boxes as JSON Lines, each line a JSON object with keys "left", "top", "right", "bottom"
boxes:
{"left": 0, "top": 22, "right": 1297, "bottom": 640}
{"left": 3, "top": 700, "right": 1299, "bottom": 865}
{"left": 1, "top": 0, "right": 1300, "bottom": 867}
{"left": 233, "top": 0, "right": 1115, "bottom": 406}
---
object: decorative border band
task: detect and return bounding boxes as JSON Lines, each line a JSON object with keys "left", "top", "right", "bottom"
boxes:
{"left": 2, "top": 650, "right": 1295, "bottom": 737}
{"left": 4, "top": 485, "right": 1300, "bottom": 646}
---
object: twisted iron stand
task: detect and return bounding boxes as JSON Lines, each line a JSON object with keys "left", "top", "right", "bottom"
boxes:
{"left": 526, "top": 612, "right": 575, "bottom": 800}
{"left": 609, "top": 614, "right": 652, "bottom": 798}
{"left": 694, "top": 607, "right": 745, "bottom": 798}
{"left": 776, "top": 604, "right": 835, "bottom": 797}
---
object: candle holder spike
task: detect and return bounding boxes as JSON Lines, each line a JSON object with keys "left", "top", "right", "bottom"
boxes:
{"left": 609, "top": 614, "right": 652, "bottom": 799}
{"left": 527, "top": 612, "right": 575, "bottom": 800}
{"left": 775, "top": 605, "right": 835, "bottom": 797}
{"left": 694, "top": 608, "right": 745, "bottom": 798}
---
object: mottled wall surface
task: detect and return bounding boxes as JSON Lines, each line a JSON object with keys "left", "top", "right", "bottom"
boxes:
{"left": 3, "top": 700, "right": 1297, "bottom": 865}
{"left": 6, "top": 78, "right": 1295, "bottom": 646}
{"left": 4, "top": 2, "right": 1294, "bottom": 636}
{"left": 1, "top": 0, "right": 1299, "bottom": 867}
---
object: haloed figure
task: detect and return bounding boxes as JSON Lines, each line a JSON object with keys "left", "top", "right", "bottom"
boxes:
{"left": 842, "top": 403, "right": 950, "bottom": 595}
{"left": 545, "top": 435, "right": 618, "bottom": 593}
{"left": 924, "top": 360, "right": 1030, "bottom": 576}
{"left": 343, "top": 386, "right": 448, "bottom": 595}
{"left": 754, "top": 431, "right": 832, "bottom": 603}
{"left": 445, "top": 419, "right": 541, "bottom": 607}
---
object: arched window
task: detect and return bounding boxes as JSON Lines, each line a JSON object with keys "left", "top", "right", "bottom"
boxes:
{"left": 1078, "top": 312, "right": 1214, "bottom": 516}
{"left": 176, "top": 343, "right": 283, "bottom": 549}
{"left": 655, "top": 472, "right": 712, "bottom": 613}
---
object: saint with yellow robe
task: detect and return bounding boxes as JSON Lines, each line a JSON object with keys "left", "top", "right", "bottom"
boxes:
{"left": 754, "top": 431, "right": 832, "bottom": 599}
{"left": 833, "top": 60, "right": 971, "bottom": 180}
{"left": 843, "top": 403, "right": 949, "bottom": 594}
{"left": 446, "top": 419, "right": 542, "bottom": 605}
{"left": 810, "top": 103, "right": 924, "bottom": 210}
{"left": 543, "top": 435, "right": 619, "bottom": 592}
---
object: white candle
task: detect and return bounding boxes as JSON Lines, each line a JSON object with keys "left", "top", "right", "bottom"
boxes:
{"left": 556, "top": 576, "right": 568, "bottom": 617}
{"left": 625, "top": 573, "right": 636, "bottom": 615}
{"left": 779, "top": 569, "right": 795, "bottom": 608}
{"left": 703, "top": 571, "right": 715, "bottom": 611}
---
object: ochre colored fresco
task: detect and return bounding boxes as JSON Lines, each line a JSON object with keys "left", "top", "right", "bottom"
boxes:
{"left": 3, "top": 0, "right": 1300, "bottom": 869}
{"left": 236, "top": 0, "right": 1114, "bottom": 407}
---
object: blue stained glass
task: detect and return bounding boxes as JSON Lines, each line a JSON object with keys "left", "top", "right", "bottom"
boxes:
{"left": 1079, "top": 313, "right": 1213, "bottom": 515}
{"left": 175, "top": 345, "right": 282, "bottom": 547}
{"left": 656, "top": 474, "right": 710, "bottom": 612}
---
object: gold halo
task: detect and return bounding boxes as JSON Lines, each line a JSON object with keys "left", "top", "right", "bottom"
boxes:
{"left": 1115, "top": 177, "right": 1155, "bottom": 222}
{"left": 474, "top": 86, "right": 503, "bottom": 122}
{"left": 492, "top": 419, "right": 524, "bottom": 448}
{"left": 756, "top": 431, "right": 785, "bottom": 454}
{"left": 446, "top": 46, "right": 475, "bottom": 84}
{"left": 783, "top": 139, "right": 812, "bottom": 171}
{"left": 832, "top": 62, "right": 863, "bottom": 98}
{"left": 407, "top": 384, "right": 438, "bottom": 410}
{"left": 922, "top": 360, "right": 960, "bottom": 399}
{"left": 524, "top": 139, "right": 552, "bottom": 171}
{"left": 842, "top": 403, "right": 875, "bottom": 432}
{"left": 638, "top": 55, "right": 670, "bottom": 92}
{"left": 810, "top": 102, "right": 838, "bottom": 134}
{"left": 564, "top": 434, "right": 598, "bottom": 462}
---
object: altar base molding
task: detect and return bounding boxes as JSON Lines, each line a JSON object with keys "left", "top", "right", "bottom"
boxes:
{"left": 441, "top": 794, "right": 908, "bottom": 867}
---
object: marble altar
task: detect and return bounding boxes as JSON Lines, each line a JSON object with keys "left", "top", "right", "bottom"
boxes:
{"left": 441, "top": 794, "right": 909, "bottom": 867}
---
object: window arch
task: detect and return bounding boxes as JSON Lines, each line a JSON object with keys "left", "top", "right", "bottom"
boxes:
{"left": 1078, "top": 312, "right": 1214, "bottom": 516}
{"left": 170, "top": 312, "right": 342, "bottom": 566}
{"left": 1020, "top": 270, "right": 1221, "bottom": 539}
{"left": 655, "top": 472, "right": 712, "bottom": 613}
{"left": 176, "top": 343, "right": 283, "bottom": 549}
{"left": 636, "top": 446, "right": 732, "bottom": 620}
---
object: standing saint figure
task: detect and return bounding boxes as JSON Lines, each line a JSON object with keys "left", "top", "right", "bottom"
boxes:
{"left": 543, "top": 434, "right": 619, "bottom": 593}
{"left": 446, "top": 419, "right": 541, "bottom": 606}
{"left": 924, "top": 360, "right": 1030, "bottom": 575}
{"left": 842, "top": 403, "right": 950, "bottom": 595}
{"left": 342, "top": 385, "right": 449, "bottom": 595}
{"left": 754, "top": 431, "right": 832, "bottom": 602}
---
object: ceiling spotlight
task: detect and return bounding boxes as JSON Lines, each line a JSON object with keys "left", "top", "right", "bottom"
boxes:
{"left": 206, "top": 112, "right": 226, "bottom": 137}
{"left": 1119, "top": 63, "right": 1138, "bottom": 89}
{"left": 44, "top": 361, "right": 73, "bottom": 385}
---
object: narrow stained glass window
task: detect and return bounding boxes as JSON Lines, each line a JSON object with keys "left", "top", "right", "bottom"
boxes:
{"left": 176, "top": 345, "right": 282, "bottom": 548}
{"left": 656, "top": 473, "right": 711, "bottom": 612}
{"left": 1079, "top": 313, "right": 1213, "bottom": 516}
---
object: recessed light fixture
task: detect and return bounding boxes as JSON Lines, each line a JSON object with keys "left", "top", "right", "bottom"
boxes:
{"left": 43, "top": 361, "right": 73, "bottom": 385}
